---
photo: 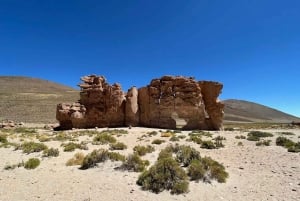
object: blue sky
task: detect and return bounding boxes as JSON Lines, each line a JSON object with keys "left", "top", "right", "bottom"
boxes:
{"left": 0, "top": 0, "right": 299, "bottom": 117}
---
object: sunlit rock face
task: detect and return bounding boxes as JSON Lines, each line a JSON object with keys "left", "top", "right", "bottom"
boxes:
{"left": 56, "top": 75, "right": 224, "bottom": 130}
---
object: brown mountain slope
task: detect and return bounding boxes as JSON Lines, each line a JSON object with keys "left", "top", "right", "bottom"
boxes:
{"left": 0, "top": 76, "right": 79, "bottom": 123}
{"left": 223, "top": 99, "right": 300, "bottom": 123}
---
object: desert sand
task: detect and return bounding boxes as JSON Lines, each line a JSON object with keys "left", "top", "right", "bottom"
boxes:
{"left": 0, "top": 126, "right": 299, "bottom": 201}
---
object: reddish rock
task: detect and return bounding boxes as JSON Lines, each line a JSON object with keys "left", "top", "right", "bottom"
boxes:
{"left": 56, "top": 75, "right": 224, "bottom": 130}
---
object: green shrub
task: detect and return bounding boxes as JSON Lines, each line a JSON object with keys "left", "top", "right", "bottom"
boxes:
{"left": 276, "top": 137, "right": 295, "bottom": 147}
{"left": 169, "top": 136, "right": 179, "bottom": 141}
{"left": 246, "top": 135, "right": 260, "bottom": 141}
{"left": 62, "top": 142, "right": 88, "bottom": 152}
{"left": 120, "top": 154, "right": 149, "bottom": 172}
{"left": 0, "top": 135, "right": 8, "bottom": 143}
{"left": 137, "top": 157, "right": 189, "bottom": 194}
{"left": 256, "top": 140, "right": 271, "bottom": 146}
{"left": 93, "top": 133, "right": 116, "bottom": 145}
{"left": 52, "top": 132, "right": 73, "bottom": 141}
{"left": 278, "top": 132, "right": 295, "bottom": 135}
{"left": 24, "top": 158, "right": 40, "bottom": 169}
{"left": 147, "top": 131, "right": 158, "bottom": 136}
{"left": 188, "top": 135, "right": 202, "bottom": 144}
{"left": 187, "top": 159, "right": 205, "bottom": 181}
{"left": 214, "top": 136, "right": 225, "bottom": 148}
{"left": 189, "top": 131, "right": 212, "bottom": 138}
{"left": 287, "top": 142, "right": 300, "bottom": 153}
{"left": 133, "top": 145, "right": 155, "bottom": 156}
{"left": 200, "top": 140, "right": 216, "bottom": 149}
{"left": 201, "top": 157, "right": 228, "bottom": 183}
{"left": 14, "top": 127, "right": 37, "bottom": 134}
{"left": 175, "top": 145, "right": 201, "bottom": 167}
{"left": 80, "top": 149, "right": 109, "bottom": 169}
{"left": 237, "top": 142, "right": 243, "bottom": 146}
{"left": 66, "top": 152, "right": 85, "bottom": 166}
{"left": 43, "top": 148, "right": 59, "bottom": 157}
{"left": 151, "top": 139, "right": 165, "bottom": 145}
{"left": 248, "top": 131, "right": 273, "bottom": 138}
{"left": 235, "top": 135, "right": 246, "bottom": 139}
{"left": 108, "top": 152, "right": 126, "bottom": 162}
{"left": 109, "top": 142, "right": 127, "bottom": 150}
{"left": 16, "top": 141, "right": 48, "bottom": 154}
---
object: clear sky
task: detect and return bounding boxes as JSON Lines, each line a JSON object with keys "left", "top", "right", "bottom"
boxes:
{"left": 0, "top": 0, "right": 299, "bottom": 117}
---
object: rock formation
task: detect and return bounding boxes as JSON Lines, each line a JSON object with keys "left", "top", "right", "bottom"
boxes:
{"left": 56, "top": 75, "right": 224, "bottom": 130}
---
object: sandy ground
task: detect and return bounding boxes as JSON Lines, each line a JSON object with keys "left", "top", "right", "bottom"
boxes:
{"left": 0, "top": 127, "right": 300, "bottom": 201}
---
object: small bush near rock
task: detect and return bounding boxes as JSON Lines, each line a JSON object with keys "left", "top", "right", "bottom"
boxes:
{"left": 16, "top": 141, "right": 48, "bottom": 154}
{"left": 151, "top": 139, "right": 165, "bottom": 145}
{"left": 93, "top": 133, "right": 117, "bottom": 145}
{"left": 120, "top": 154, "right": 149, "bottom": 172}
{"left": 248, "top": 131, "right": 273, "bottom": 138}
{"left": 133, "top": 145, "right": 155, "bottom": 156}
{"left": 43, "top": 148, "right": 59, "bottom": 157}
{"left": 137, "top": 157, "right": 189, "bottom": 194}
{"left": 24, "top": 158, "right": 40, "bottom": 169}
{"left": 66, "top": 152, "right": 85, "bottom": 166}
{"left": 109, "top": 142, "right": 127, "bottom": 150}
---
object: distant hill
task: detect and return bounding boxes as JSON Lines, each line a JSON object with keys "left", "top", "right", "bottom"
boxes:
{"left": 223, "top": 99, "right": 300, "bottom": 123}
{"left": 1, "top": 76, "right": 299, "bottom": 124}
{"left": 0, "top": 76, "right": 79, "bottom": 123}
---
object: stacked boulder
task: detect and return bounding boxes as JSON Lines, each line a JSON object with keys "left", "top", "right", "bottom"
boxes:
{"left": 56, "top": 75, "right": 224, "bottom": 130}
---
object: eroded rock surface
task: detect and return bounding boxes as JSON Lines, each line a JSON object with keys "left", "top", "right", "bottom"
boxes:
{"left": 56, "top": 75, "right": 224, "bottom": 130}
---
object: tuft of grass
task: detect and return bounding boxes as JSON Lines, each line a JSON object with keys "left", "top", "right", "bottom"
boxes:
{"left": 15, "top": 141, "right": 48, "bottom": 154}
{"left": 248, "top": 131, "right": 273, "bottom": 138}
{"left": 43, "top": 148, "right": 59, "bottom": 157}
{"left": 93, "top": 133, "right": 117, "bottom": 145}
{"left": 200, "top": 140, "right": 216, "bottom": 149}
{"left": 189, "top": 130, "right": 212, "bottom": 138}
{"left": 214, "top": 136, "right": 226, "bottom": 148}
{"left": 109, "top": 142, "right": 127, "bottom": 150}
{"left": 169, "top": 136, "right": 180, "bottom": 141}
{"left": 107, "top": 152, "right": 126, "bottom": 162}
{"left": 24, "top": 158, "right": 40, "bottom": 169}
{"left": 120, "top": 154, "right": 149, "bottom": 172}
{"left": 188, "top": 159, "right": 205, "bottom": 181}
{"left": 175, "top": 145, "right": 201, "bottom": 167}
{"left": 278, "top": 132, "right": 295, "bottom": 136}
{"left": 62, "top": 142, "right": 88, "bottom": 152}
{"left": 161, "top": 132, "right": 173, "bottom": 137}
{"left": 80, "top": 149, "right": 109, "bottom": 169}
{"left": 235, "top": 135, "right": 246, "bottom": 139}
{"left": 52, "top": 132, "right": 74, "bottom": 141}
{"left": 237, "top": 142, "right": 243, "bottom": 146}
{"left": 133, "top": 145, "right": 155, "bottom": 156}
{"left": 137, "top": 156, "right": 189, "bottom": 194}
{"left": 14, "top": 127, "right": 37, "bottom": 134}
{"left": 256, "top": 140, "right": 271, "bottom": 146}
{"left": 276, "top": 137, "right": 300, "bottom": 153}
{"left": 147, "top": 131, "right": 158, "bottom": 136}
{"left": 0, "top": 134, "right": 8, "bottom": 143}
{"left": 66, "top": 152, "right": 85, "bottom": 166}
{"left": 201, "top": 156, "right": 228, "bottom": 183}
{"left": 151, "top": 139, "right": 165, "bottom": 145}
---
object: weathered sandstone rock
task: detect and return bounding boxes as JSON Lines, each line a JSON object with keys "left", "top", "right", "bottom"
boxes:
{"left": 56, "top": 75, "right": 224, "bottom": 130}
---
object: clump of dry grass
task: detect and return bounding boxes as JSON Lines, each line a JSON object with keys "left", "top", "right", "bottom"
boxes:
{"left": 66, "top": 152, "right": 85, "bottom": 166}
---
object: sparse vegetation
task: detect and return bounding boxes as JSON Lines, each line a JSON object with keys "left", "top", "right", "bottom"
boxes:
{"left": 62, "top": 142, "right": 88, "bottom": 152}
{"left": 4, "top": 161, "right": 24, "bottom": 170}
{"left": 107, "top": 152, "right": 126, "bottom": 162}
{"left": 200, "top": 140, "right": 216, "bottom": 149}
{"left": 169, "top": 136, "right": 180, "bottom": 141}
{"left": 175, "top": 145, "right": 201, "bottom": 167}
{"left": 147, "top": 131, "right": 158, "bottom": 136}
{"left": 256, "top": 140, "right": 271, "bottom": 146}
{"left": 276, "top": 137, "right": 300, "bottom": 153}
{"left": 93, "top": 133, "right": 117, "bottom": 145}
{"left": 151, "top": 139, "right": 165, "bottom": 145}
{"left": 0, "top": 134, "right": 8, "bottom": 143}
{"left": 120, "top": 154, "right": 149, "bottom": 172}
{"left": 187, "top": 159, "right": 205, "bottom": 181}
{"left": 278, "top": 132, "right": 295, "bottom": 136}
{"left": 43, "top": 148, "right": 59, "bottom": 157}
{"left": 137, "top": 156, "right": 189, "bottom": 194}
{"left": 66, "top": 152, "right": 85, "bottom": 166}
{"left": 109, "top": 142, "right": 127, "bottom": 150}
{"left": 133, "top": 145, "right": 155, "bottom": 156}
{"left": 235, "top": 135, "right": 246, "bottom": 139}
{"left": 15, "top": 141, "right": 48, "bottom": 154}
{"left": 237, "top": 142, "right": 243, "bottom": 146}
{"left": 24, "top": 158, "right": 40, "bottom": 169}
{"left": 201, "top": 156, "right": 228, "bottom": 183}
